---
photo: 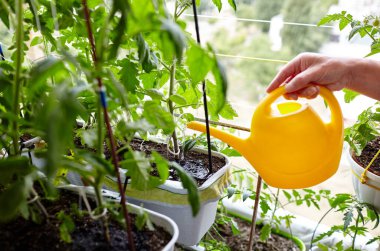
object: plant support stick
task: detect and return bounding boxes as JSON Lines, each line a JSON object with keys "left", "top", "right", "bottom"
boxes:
{"left": 12, "top": 0, "right": 24, "bottom": 155}
{"left": 191, "top": 0, "right": 213, "bottom": 174}
{"left": 247, "top": 176, "right": 262, "bottom": 251}
{"left": 81, "top": 1, "right": 135, "bottom": 250}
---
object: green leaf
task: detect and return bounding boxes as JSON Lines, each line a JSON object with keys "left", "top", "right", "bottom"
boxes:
{"left": 135, "top": 207, "right": 154, "bottom": 231}
{"left": 330, "top": 194, "right": 352, "bottom": 208}
{"left": 228, "top": 0, "right": 237, "bottom": 11}
{"left": 366, "top": 41, "right": 380, "bottom": 57}
{"left": 0, "top": 180, "right": 30, "bottom": 222}
{"left": 242, "top": 190, "right": 251, "bottom": 202}
{"left": 145, "top": 89, "right": 165, "bottom": 101}
{"left": 183, "top": 139, "right": 197, "bottom": 156}
{"left": 143, "top": 101, "right": 175, "bottom": 134}
{"left": 212, "top": 0, "right": 222, "bottom": 12}
{"left": 151, "top": 152, "right": 169, "bottom": 182}
{"left": 339, "top": 18, "right": 351, "bottom": 30}
{"left": 170, "top": 162, "right": 200, "bottom": 216}
{"left": 119, "top": 59, "right": 140, "bottom": 93}
{"left": 0, "top": 157, "right": 32, "bottom": 184}
{"left": 220, "top": 148, "right": 241, "bottom": 157}
{"left": 283, "top": 190, "right": 292, "bottom": 201}
{"left": 136, "top": 34, "right": 158, "bottom": 73}
{"left": 259, "top": 224, "right": 272, "bottom": 241}
{"left": 259, "top": 199, "right": 271, "bottom": 214}
{"left": 186, "top": 43, "right": 213, "bottom": 84}
{"left": 211, "top": 58, "right": 228, "bottom": 114}
{"left": 318, "top": 13, "right": 343, "bottom": 26}
{"left": 343, "top": 208, "right": 354, "bottom": 231}
{"left": 29, "top": 56, "right": 65, "bottom": 93}
{"left": 230, "top": 219, "right": 240, "bottom": 235}
{"left": 169, "top": 94, "right": 187, "bottom": 105}
{"left": 30, "top": 36, "right": 43, "bottom": 46}
{"left": 227, "top": 186, "right": 236, "bottom": 198}
{"left": 140, "top": 71, "right": 158, "bottom": 89}
{"left": 121, "top": 151, "right": 154, "bottom": 190}
{"left": 343, "top": 89, "right": 360, "bottom": 103}
{"left": 348, "top": 26, "right": 362, "bottom": 40}
{"left": 160, "top": 18, "right": 187, "bottom": 61}
{"left": 57, "top": 211, "right": 75, "bottom": 243}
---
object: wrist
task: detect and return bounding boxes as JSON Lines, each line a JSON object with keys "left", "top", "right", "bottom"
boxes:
{"left": 346, "top": 58, "right": 380, "bottom": 100}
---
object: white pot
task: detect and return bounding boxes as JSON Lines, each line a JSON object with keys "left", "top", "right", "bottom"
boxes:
{"left": 346, "top": 146, "right": 380, "bottom": 211}
{"left": 105, "top": 147, "right": 231, "bottom": 246}
{"left": 61, "top": 185, "right": 179, "bottom": 251}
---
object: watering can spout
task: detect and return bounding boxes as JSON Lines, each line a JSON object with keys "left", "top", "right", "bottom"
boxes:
{"left": 187, "top": 121, "right": 249, "bottom": 156}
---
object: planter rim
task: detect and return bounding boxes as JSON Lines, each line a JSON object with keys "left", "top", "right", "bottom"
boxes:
{"left": 345, "top": 146, "right": 380, "bottom": 184}
{"left": 59, "top": 185, "right": 179, "bottom": 251}
{"left": 223, "top": 209, "right": 306, "bottom": 251}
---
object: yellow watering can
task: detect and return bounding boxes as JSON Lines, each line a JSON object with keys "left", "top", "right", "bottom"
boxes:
{"left": 188, "top": 86, "right": 343, "bottom": 189}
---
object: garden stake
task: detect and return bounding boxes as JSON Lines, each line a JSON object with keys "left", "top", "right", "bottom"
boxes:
{"left": 191, "top": 0, "right": 213, "bottom": 174}
{"left": 81, "top": 1, "right": 135, "bottom": 250}
{"left": 247, "top": 176, "right": 262, "bottom": 251}
{"left": 12, "top": 0, "right": 24, "bottom": 156}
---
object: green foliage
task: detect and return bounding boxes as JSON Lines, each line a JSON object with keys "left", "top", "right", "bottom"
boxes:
{"left": 0, "top": 0, "right": 235, "bottom": 244}
{"left": 344, "top": 104, "right": 380, "bottom": 155}
{"left": 57, "top": 211, "right": 75, "bottom": 243}
{"left": 311, "top": 194, "right": 379, "bottom": 250}
{"left": 142, "top": 101, "right": 176, "bottom": 135}
{"left": 0, "top": 157, "right": 34, "bottom": 222}
{"left": 135, "top": 207, "right": 154, "bottom": 231}
{"left": 121, "top": 151, "right": 165, "bottom": 190}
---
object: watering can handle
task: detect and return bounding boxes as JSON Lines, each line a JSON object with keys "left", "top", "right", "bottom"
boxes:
{"left": 318, "top": 87, "right": 343, "bottom": 133}
{"left": 260, "top": 86, "right": 343, "bottom": 132}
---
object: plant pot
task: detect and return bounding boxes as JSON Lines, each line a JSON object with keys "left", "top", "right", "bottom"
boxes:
{"left": 104, "top": 147, "right": 231, "bottom": 246}
{"left": 346, "top": 146, "right": 380, "bottom": 212}
{"left": 60, "top": 185, "right": 179, "bottom": 251}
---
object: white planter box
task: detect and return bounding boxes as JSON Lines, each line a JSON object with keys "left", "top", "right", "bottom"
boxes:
{"left": 105, "top": 148, "right": 231, "bottom": 246}
{"left": 61, "top": 185, "right": 179, "bottom": 251}
{"left": 346, "top": 146, "right": 380, "bottom": 211}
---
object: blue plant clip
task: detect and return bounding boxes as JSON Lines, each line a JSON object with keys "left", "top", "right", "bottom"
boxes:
{"left": 0, "top": 44, "right": 4, "bottom": 61}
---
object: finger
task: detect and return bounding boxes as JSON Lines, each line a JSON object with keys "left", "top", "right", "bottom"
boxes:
{"left": 267, "top": 57, "right": 302, "bottom": 92}
{"left": 297, "top": 86, "right": 320, "bottom": 99}
{"left": 326, "top": 82, "right": 345, "bottom": 91}
{"left": 285, "top": 69, "right": 317, "bottom": 93}
{"left": 283, "top": 93, "right": 298, "bottom": 100}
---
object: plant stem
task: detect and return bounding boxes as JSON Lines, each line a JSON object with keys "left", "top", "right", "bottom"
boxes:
{"left": 96, "top": 98, "right": 104, "bottom": 156}
{"left": 247, "top": 176, "right": 262, "bottom": 251}
{"left": 168, "top": 62, "right": 180, "bottom": 160}
{"left": 352, "top": 214, "right": 360, "bottom": 250}
{"left": 270, "top": 189, "right": 280, "bottom": 224}
{"left": 81, "top": 1, "right": 135, "bottom": 250}
{"left": 94, "top": 186, "right": 110, "bottom": 242}
{"left": 309, "top": 207, "right": 335, "bottom": 249}
{"left": 12, "top": 0, "right": 24, "bottom": 156}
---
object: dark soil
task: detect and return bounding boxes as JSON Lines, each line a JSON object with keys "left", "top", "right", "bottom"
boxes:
{"left": 216, "top": 218, "right": 300, "bottom": 251}
{"left": 0, "top": 189, "right": 171, "bottom": 251}
{"left": 128, "top": 138, "right": 226, "bottom": 186}
{"left": 75, "top": 137, "right": 226, "bottom": 186}
{"left": 354, "top": 136, "right": 380, "bottom": 176}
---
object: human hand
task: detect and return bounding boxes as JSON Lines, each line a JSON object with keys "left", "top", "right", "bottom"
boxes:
{"left": 267, "top": 53, "right": 353, "bottom": 100}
